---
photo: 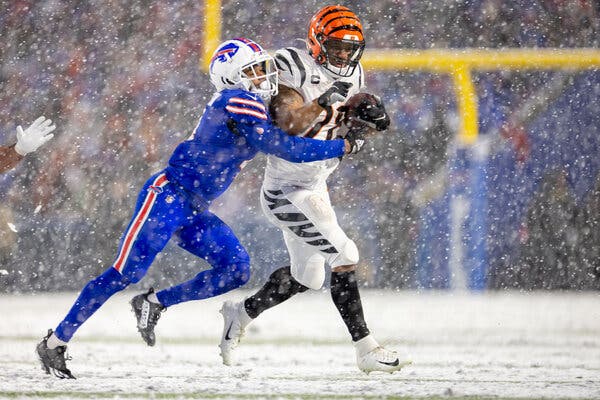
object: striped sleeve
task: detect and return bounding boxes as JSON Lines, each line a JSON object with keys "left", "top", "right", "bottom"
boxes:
{"left": 274, "top": 47, "right": 308, "bottom": 89}
{"left": 225, "top": 93, "right": 268, "bottom": 123}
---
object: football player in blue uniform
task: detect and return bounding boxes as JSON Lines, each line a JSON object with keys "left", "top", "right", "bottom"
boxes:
{"left": 36, "top": 37, "right": 367, "bottom": 379}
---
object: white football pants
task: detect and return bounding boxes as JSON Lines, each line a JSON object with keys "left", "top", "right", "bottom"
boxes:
{"left": 260, "top": 183, "right": 359, "bottom": 290}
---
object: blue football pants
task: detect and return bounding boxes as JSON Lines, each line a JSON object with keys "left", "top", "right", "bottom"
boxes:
{"left": 54, "top": 172, "right": 250, "bottom": 342}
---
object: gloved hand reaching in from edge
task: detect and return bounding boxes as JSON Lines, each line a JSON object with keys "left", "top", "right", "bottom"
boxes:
{"left": 15, "top": 116, "right": 56, "bottom": 156}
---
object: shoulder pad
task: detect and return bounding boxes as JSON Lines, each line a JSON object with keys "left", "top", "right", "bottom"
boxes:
{"left": 224, "top": 90, "right": 268, "bottom": 122}
{"left": 274, "top": 47, "right": 310, "bottom": 89}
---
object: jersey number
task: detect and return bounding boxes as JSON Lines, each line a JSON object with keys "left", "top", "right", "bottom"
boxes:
{"left": 306, "top": 105, "right": 345, "bottom": 140}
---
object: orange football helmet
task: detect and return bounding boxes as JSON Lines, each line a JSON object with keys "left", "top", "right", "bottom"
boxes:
{"left": 307, "top": 5, "right": 365, "bottom": 77}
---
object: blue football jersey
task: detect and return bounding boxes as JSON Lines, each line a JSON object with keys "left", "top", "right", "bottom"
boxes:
{"left": 164, "top": 89, "right": 344, "bottom": 204}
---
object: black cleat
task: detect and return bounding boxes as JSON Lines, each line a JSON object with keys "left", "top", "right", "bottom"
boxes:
{"left": 36, "top": 329, "right": 75, "bottom": 379}
{"left": 130, "top": 288, "right": 165, "bottom": 346}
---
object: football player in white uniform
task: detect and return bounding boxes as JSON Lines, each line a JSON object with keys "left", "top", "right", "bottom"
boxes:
{"left": 219, "top": 5, "right": 410, "bottom": 373}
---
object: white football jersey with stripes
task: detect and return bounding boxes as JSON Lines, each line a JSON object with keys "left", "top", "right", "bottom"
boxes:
{"left": 263, "top": 46, "right": 364, "bottom": 188}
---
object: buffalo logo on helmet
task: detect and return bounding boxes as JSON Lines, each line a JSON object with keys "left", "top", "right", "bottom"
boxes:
{"left": 211, "top": 42, "right": 240, "bottom": 64}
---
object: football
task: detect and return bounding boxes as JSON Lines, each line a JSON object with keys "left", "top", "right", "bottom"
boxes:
{"left": 342, "top": 93, "right": 379, "bottom": 122}
{"left": 344, "top": 92, "right": 380, "bottom": 111}
{"left": 341, "top": 92, "right": 390, "bottom": 131}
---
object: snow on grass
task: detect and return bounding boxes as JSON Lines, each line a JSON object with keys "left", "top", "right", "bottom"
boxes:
{"left": 0, "top": 289, "right": 599, "bottom": 399}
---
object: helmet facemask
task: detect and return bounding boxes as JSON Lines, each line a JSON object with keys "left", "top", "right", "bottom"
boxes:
{"left": 239, "top": 54, "right": 279, "bottom": 99}
{"left": 320, "top": 37, "right": 365, "bottom": 77}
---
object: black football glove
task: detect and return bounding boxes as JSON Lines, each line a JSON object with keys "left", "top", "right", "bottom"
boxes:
{"left": 350, "top": 95, "right": 391, "bottom": 131}
{"left": 318, "top": 81, "right": 353, "bottom": 108}
{"left": 344, "top": 124, "right": 368, "bottom": 154}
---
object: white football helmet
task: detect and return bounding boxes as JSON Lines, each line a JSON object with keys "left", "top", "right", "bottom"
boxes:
{"left": 209, "top": 38, "right": 278, "bottom": 99}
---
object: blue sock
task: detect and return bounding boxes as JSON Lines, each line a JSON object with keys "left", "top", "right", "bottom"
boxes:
{"left": 54, "top": 267, "right": 128, "bottom": 342}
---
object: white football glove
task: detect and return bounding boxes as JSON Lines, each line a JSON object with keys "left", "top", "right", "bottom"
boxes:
{"left": 15, "top": 116, "right": 56, "bottom": 156}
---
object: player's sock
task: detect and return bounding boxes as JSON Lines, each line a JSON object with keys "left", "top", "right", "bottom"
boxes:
{"left": 354, "top": 334, "right": 379, "bottom": 356}
{"left": 330, "top": 270, "right": 370, "bottom": 342}
{"left": 237, "top": 302, "right": 254, "bottom": 327}
{"left": 46, "top": 333, "right": 67, "bottom": 350}
{"left": 146, "top": 291, "right": 161, "bottom": 304}
{"left": 244, "top": 266, "right": 308, "bottom": 319}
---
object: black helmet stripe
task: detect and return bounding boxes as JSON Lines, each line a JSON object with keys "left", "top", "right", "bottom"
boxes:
{"left": 327, "top": 25, "right": 363, "bottom": 35}
{"left": 315, "top": 6, "right": 350, "bottom": 26}
{"left": 321, "top": 15, "right": 361, "bottom": 31}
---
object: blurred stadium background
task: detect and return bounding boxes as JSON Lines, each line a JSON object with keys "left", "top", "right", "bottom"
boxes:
{"left": 1, "top": 0, "right": 600, "bottom": 293}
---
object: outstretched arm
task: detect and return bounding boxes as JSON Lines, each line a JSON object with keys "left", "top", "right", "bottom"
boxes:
{"left": 243, "top": 121, "right": 364, "bottom": 163}
{"left": 0, "top": 116, "right": 56, "bottom": 174}
{"left": 224, "top": 91, "right": 363, "bottom": 162}
{"left": 0, "top": 145, "right": 23, "bottom": 173}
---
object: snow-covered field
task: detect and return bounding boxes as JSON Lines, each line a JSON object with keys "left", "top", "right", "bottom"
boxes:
{"left": 1, "top": 289, "right": 599, "bottom": 399}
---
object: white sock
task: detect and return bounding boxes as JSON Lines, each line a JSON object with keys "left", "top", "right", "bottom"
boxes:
{"left": 147, "top": 292, "right": 160, "bottom": 304}
{"left": 46, "top": 333, "right": 67, "bottom": 349}
{"left": 354, "top": 335, "right": 379, "bottom": 356}
{"left": 239, "top": 301, "right": 254, "bottom": 328}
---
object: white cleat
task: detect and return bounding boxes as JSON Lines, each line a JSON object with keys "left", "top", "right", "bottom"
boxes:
{"left": 356, "top": 346, "right": 412, "bottom": 374}
{"left": 219, "top": 301, "right": 247, "bottom": 366}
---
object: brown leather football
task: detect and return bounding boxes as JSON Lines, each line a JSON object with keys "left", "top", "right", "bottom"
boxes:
{"left": 342, "top": 93, "right": 379, "bottom": 126}
{"left": 342, "top": 92, "right": 390, "bottom": 131}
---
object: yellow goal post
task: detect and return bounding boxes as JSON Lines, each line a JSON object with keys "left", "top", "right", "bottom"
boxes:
{"left": 200, "top": 0, "right": 600, "bottom": 145}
